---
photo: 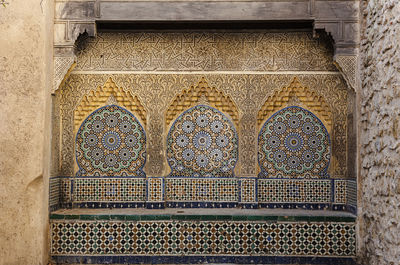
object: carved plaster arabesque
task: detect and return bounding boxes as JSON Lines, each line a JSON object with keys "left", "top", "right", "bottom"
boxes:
{"left": 257, "top": 77, "right": 333, "bottom": 133}
{"left": 53, "top": 0, "right": 359, "bottom": 94}
{"left": 74, "top": 77, "right": 147, "bottom": 134}
{"left": 53, "top": 57, "right": 75, "bottom": 94}
{"left": 73, "top": 32, "right": 336, "bottom": 72}
{"left": 334, "top": 55, "right": 358, "bottom": 91}
{"left": 53, "top": 22, "right": 96, "bottom": 92}
{"left": 165, "top": 77, "right": 240, "bottom": 130}
{"left": 146, "top": 114, "right": 164, "bottom": 176}
{"left": 54, "top": 0, "right": 96, "bottom": 92}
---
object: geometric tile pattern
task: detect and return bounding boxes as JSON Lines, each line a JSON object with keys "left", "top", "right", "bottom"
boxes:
{"left": 49, "top": 177, "right": 60, "bottom": 210}
{"left": 240, "top": 178, "right": 257, "bottom": 203}
{"left": 167, "top": 105, "right": 238, "bottom": 177}
{"left": 334, "top": 180, "right": 347, "bottom": 204}
{"left": 74, "top": 178, "right": 146, "bottom": 202}
{"left": 50, "top": 177, "right": 357, "bottom": 208}
{"left": 258, "top": 106, "right": 330, "bottom": 178}
{"left": 55, "top": 177, "right": 354, "bottom": 209}
{"left": 258, "top": 179, "right": 331, "bottom": 203}
{"left": 61, "top": 178, "right": 72, "bottom": 204}
{"left": 147, "top": 177, "right": 164, "bottom": 202}
{"left": 165, "top": 178, "right": 238, "bottom": 202}
{"left": 76, "top": 105, "right": 146, "bottom": 177}
{"left": 346, "top": 180, "right": 357, "bottom": 209}
{"left": 51, "top": 220, "right": 356, "bottom": 257}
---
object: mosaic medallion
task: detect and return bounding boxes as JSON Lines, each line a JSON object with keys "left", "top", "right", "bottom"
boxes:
{"left": 258, "top": 106, "right": 330, "bottom": 178}
{"left": 76, "top": 105, "right": 146, "bottom": 176}
{"left": 167, "top": 105, "right": 238, "bottom": 177}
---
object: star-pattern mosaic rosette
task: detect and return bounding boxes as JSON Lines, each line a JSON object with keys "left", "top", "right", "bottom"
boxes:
{"left": 258, "top": 106, "right": 330, "bottom": 178}
{"left": 76, "top": 105, "right": 146, "bottom": 176}
{"left": 167, "top": 105, "right": 238, "bottom": 177}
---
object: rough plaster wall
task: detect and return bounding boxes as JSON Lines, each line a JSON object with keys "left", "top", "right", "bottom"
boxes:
{"left": 360, "top": 0, "right": 400, "bottom": 264}
{"left": 0, "top": 0, "right": 51, "bottom": 264}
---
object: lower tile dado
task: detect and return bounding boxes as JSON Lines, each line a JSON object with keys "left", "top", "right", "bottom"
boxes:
{"left": 50, "top": 216, "right": 356, "bottom": 264}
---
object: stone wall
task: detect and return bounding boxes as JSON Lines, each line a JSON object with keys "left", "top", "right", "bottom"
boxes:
{"left": 360, "top": 0, "right": 400, "bottom": 264}
{"left": 0, "top": 0, "right": 52, "bottom": 264}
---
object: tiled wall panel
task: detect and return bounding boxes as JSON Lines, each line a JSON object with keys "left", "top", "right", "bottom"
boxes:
{"left": 74, "top": 177, "right": 146, "bottom": 202}
{"left": 165, "top": 178, "right": 238, "bottom": 202}
{"left": 240, "top": 178, "right": 257, "bottom": 203}
{"left": 258, "top": 179, "right": 331, "bottom": 203}
{"left": 55, "top": 177, "right": 354, "bottom": 210}
{"left": 347, "top": 179, "right": 357, "bottom": 213}
{"left": 61, "top": 177, "right": 72, "bottom": 204}
{"left": 49, "top": 177, "right": 60, "bottom": 210}
{"left": 334, "top": 179, "right": 347, "bottom": 204}
{"left": 51, "top": 220, "right": 356, "bottom": 257}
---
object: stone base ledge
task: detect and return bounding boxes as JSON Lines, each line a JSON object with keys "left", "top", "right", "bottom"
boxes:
{"left": 50, "top": 208, "right": 356, "bottom": 222}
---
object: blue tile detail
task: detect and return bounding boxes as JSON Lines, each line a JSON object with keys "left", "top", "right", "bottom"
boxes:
{"left": 239, "top": 203, "right": 259, "bottom": 209}
{"left": 259, "top": 203, "right": 331, "bottom": 210}
{"left": 72, "top": 202, "right": 146, "bottom": 208}
{"left": 167, "top": 201, "right": 238, "bottom": 208}
{"left": 146, "top": 202, "right": 165, "bottom": 209}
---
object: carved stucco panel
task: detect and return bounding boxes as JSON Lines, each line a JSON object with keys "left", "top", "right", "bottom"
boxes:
{"left": 58, "top": 74, "right": 348, "bottom": 178}
{"left": 73, "top": 32, "right": 336, "bottom": 72}
{"left": 334, "top": 55, "right": 358, "bottom": 91}
{"left": 53, "top": 56, "right": 75, "bottom": 94}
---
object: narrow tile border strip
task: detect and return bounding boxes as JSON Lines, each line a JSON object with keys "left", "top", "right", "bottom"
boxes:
{"left": 259, "top": 203, "right": 331, "bottom": 210}
{"left": 49, "top": 214, "right": 356, "bottom": 222}
{"left": 51, "top": 255, "right": 357, "bottom": 264}
{"left": 72, "top": 202, "right": 146, "bottom": 208}
{"left": 166, "top": 201, "right": 238, "bottom": 208}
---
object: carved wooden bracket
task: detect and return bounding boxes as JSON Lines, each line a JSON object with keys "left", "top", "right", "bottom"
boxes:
{"left": 53, "top": 1, "right": 97, "bottom": 93}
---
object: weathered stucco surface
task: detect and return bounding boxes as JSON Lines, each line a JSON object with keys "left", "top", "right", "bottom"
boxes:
{"left": 0, "top": 0, "right": 52, "bottom": 264}
{"left": 360, "top": 0, "right": 400, "bottom": 264}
